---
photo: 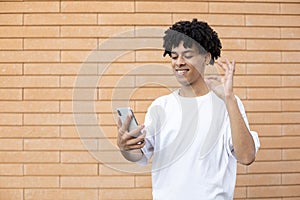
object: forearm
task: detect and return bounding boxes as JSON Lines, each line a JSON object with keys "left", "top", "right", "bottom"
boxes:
{"left": 121, "top": 149, "right": 144, "bottom": 162}
{"left": 225, "top": 95, "right": 256, "bottom": 165}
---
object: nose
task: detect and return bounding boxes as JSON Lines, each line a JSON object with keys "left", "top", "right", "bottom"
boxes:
{"left": 176, "top": 55, "right": 186, "bottom": 67}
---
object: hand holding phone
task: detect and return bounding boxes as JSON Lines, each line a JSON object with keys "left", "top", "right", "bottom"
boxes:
{"left": 116, "top": 107, "right": 142, "bottom": 138}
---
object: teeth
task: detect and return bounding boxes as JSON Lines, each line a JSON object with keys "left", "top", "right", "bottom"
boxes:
{"left": 177, "top": 70, "right": 186, "bottom": 75}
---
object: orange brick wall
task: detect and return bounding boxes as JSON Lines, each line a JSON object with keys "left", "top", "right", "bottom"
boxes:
{"left": 0, "top": 0, "right": 299, "bottom": 199}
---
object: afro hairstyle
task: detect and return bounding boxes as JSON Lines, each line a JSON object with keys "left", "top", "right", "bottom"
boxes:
{"left": 163, "top": 19, "right": 222, "bottom": 64}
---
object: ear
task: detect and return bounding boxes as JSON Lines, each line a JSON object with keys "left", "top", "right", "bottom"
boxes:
{"left": 205, "top": 53, "right": 212, "bottom": 65}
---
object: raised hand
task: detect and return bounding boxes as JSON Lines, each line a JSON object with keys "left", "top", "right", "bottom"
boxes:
{"left": 205, "top": 59, "right": 235, "bottom": 101}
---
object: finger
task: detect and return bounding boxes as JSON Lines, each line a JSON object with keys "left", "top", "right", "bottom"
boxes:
{"left": 121, "top": 114, "right": 132, "bottom": 131}
{"left": 216, "top": 60, "right": 228, "bottom": 72}
{"left": 117, "top": 117, "right": 122, "bottom": 128}
{"left": 126, "top": 131, "right": 146, "bottom": 146}
{"left": 126, "top": 140, "right": 146, "bottom": 150}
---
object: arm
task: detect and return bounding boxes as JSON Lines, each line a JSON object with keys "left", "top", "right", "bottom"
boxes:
{"left": 117, "top": 114, "right": 146, "bottom": 162}
{"left": 205, "top": 59, "right": 256, "bottom": 165}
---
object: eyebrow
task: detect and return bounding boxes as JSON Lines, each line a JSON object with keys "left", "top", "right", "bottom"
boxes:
{"left": 170, "top": 50, "right": 195, "bottom": 54}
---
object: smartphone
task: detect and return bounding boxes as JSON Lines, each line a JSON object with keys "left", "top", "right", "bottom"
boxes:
{"left": 116, "top": 107, "right": 142, "bottom": 138}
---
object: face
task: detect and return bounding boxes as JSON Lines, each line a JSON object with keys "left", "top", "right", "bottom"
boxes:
{"left": 170, "top": 41, "right": 210, "bottom": 86}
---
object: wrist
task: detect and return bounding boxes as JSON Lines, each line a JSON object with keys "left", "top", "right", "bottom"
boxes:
{"left": 224, "top": 94, "right": 236, "bottom": 105}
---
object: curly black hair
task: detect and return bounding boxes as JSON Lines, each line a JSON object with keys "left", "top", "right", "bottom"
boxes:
{"left": 163, "top": 19, "right": 222, "bottom": 64}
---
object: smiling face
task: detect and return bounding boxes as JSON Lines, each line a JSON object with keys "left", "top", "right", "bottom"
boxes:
{"left": 171, "top": 41, "right": 210, "bottom": 87}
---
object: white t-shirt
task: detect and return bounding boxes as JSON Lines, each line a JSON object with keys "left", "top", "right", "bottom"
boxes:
{"left": 137, "top": 90, "right": 260, "bottom": 200}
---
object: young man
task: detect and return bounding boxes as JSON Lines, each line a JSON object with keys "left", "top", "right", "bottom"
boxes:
{"left": 117, "top": 19, "right": 260, "bottom": 199}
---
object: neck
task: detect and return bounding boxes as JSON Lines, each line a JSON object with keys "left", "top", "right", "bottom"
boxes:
{"left": 179, "top": 79, "right": 209, "bottom": 97}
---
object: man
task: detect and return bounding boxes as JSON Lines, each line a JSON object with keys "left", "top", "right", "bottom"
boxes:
{"left": 117, "top": 19, "right": 260, "bottom": 199}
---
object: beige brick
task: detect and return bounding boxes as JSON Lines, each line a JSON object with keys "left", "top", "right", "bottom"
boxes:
{"left": 248, "top": 185, "right": 300, "bottom": 198}
{"left": 282, "top": 76, "right": 300, "bottom": 87}
{"left": 236, "top": 174, "right": 281, "bottom": 186}
{"left": 0, "top": 89, "right": 22, "bottom": 100}
{"left": 260, "top": 136, "right": 300, "bottom": 149}
{"left": 0, "top": 114, "right": 22, "bottom": 125}
{"left": 247, "top": 88, "right": 300, "bottom": 99}
{"left": 61, "top": 151, "right": 99, "bottom": 163}
{"left": 0, "top": 26, "right": 59, "bottom": 38}
{"left": 61, "top": 50, "right": 134, "bottom": 63}
{"left": 283, "top": 52, "right": 300, "bottom": 62}
{"left": 248, "top": 161, "right": 300, "bottom": 173}
{"left": 98, "top": 38, "right": 163, "bottom": 50}
{"left": 250, "top": 125, "right": 281, "bottom": 137}
{"left": 60, "top": 75, "right": 135, "bottom": 88}
{"left": 0, "top": 189, "right": 23, "bottom": 200}
{"left": 61, "top": 176, "right": 134, "bottom": 188}
{"left": 25, "top": 164, "right": 98, "bottom": 175}
{"left": 61, "top": 100, "right": 134, "bottom": 113}
{"left": 235, "top": 76, "right": 281, "bottom": 87}
{"left": 246, "top": 64, "right": 300, "bottom": 75}
{"left": 99, "top": 164, "right": 147, "bottom": 176}
{"left": 61, "top": 1, "right": 134, "bottom": 13}
{"left": 0, "top": 164, "right": 23, "bottom": 175}
{"left": 0, "top": 39, "right": 23, "bottom": 50}
{"left": 0, "top": 152, "right": 59, "bottom": 163}
{"left": 0, "top": 14, "right": 22, "bottom": 25}
{"left": 234, "top": 186, "right": 246, "bottom": 199}
{"left": 209, "top": 2, "right": 279, "bottom": 14}
{"left": 248, "top": 112, "right": 300, "bottom": 124}
{"left": 135, "top": 176, "right": 151, "bottom": 187}
{"left": 0, "top": 126, "right": 59, "bottom": 138}
{"left": 282, "top": 100, "right": 300, "bottom": 111}
{"left": 0, "top": 51, "right": 60, "bottom": 62}
{"left": 0, "top": 64, "right": 22, "bottom": 75}
{"left": 24, "top": 63, "right": 98, "bottom": 75}
{"left": 25, "top": 189, "right": 98, "bottom": 200}
{"left": 173, "top": 14, "right": 244, "bottom": 26}
{"left": 24, "top": 138, "right": 97, "bottom": 151}
{"left": 99, "top": 14, "right": 171, "bottom": 25}
{"left": 98, "top": 87, "right": 172, "bottom": 101}
{"left": 24, "top": 39, "right": 97, "bottom": 50}
{"left": 0, "top": 2, "right": 59, "bottom": 13}
{"left": 282, "top": 173, "right": 300, "bottom": 185}
{"left": 0, "top": 101, "right": 59, "bottom": 112}
{"left": 255, "top": 149, "right": 281, "bottom": 161}
{"left": 246, "top": 15, "right": 300, "bottom": 27}
{"left": 135, "top": 75, "right": 180, "bottom": 88}
{"left": 0, "top": 76, "right": 59, "bottom": 88}
{"left": 281, "top": 3, "right": 300, "bottom": 14}
{"left": 99, "top": 63, "right": 172, "bottom": 76}
{"left": 24, "top": 14, "right": 97, "bottom": 25}
{"left": 61, "top": 26, "right": 134, "bottom": 38}
{"left": 0, "top": 176, "right": 59, "bottom": 188}
{"left": 215, "top": 27, "right": 280, "bottom": 39}
{"left": 243, "top": 100, "right": 281, "bottom": 112}
{"left": 24, "top": 113, "right": 101, "bottom": 126}
{"left": 60, "top": 125, "right": 111, "bottom": 138}
{"left": 135, "top": 50, "right": 173, "bottom": 62}
{"left": 282, "top": 149, "right": 300, "bottom": 160}
{"left": 136, "top": 2, "right": 208, "bottom": 13}
{"left": 24, "top": 88, "right": 97, "bottom": 100}
{"left": 281, "top": 28, "right": 300, "bottom": 39}
{"left": 282, "top": 125, "right": 300, "bottom": 136}
{"left": 0, "top": 139, "right": 22, "bottom": 150}
{"left": 99, "top": 188, "right": 152, "bottom": 200}
{"left": 221, "top": 51, "right": 281, "bottom": 63}
{"left": 247, "top": 39, "right": 300, "bottom": 51}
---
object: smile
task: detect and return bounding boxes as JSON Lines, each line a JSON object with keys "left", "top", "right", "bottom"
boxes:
{"left": 175, "top": 69, "right": 189, "bottom": 76}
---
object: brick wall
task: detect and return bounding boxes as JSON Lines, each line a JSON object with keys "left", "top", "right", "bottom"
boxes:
{"left": 0, "top": 0, "right": 299, "bottom": 199}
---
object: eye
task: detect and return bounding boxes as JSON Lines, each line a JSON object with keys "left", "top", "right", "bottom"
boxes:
{"left": 171, "top": 54, "right": 178, "bottom": 60}
{"left": 184, "top": 55, "right": 193, "bottom": 59}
